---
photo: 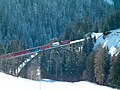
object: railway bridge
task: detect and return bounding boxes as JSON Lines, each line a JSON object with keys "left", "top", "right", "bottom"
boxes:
{"left": 0, "top": 39, "right": 86, "bottom": 80}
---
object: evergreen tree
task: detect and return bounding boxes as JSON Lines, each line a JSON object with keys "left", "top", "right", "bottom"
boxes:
{"left": 64, "top": 20, "right": 86, "bottom": 40}
{"left": 0, "top": 44, "right": 5, "bottom": 55}
{"left": 103, "top": 47, "right": 110, "bottom": 84}
{"left": 82, "top": 35, "right": 94, "bottom": 56}
{"left": 102, "top": 11, "right": 120, "bottom": 34}
{"left": 113, "top": 0, "right": 120, "bottom": 11}
{"left": 86, "top": 52, "right": 95, "bottom": 82}
{"left": 0, "top": 0, "right": 113, "bottom": 51}
{"left": 94, "top": 45, "right": 107, "bottom": 85}
{"left": 7, "top": 40, "right": 23, "bottom": 53}
{"left": 87, "top": 35, "right": 94, "bottom": 53}
{"left": 82, "top": 37, "right": 88, "bottom": 55}
{"left": 109, "top": 53, "right": 120, "bottom": 88}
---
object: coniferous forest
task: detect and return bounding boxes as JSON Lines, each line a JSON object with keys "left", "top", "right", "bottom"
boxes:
{"left": 0, "top": 0, "right": 120, "bottom": 89}
{"left": 0, "top": 0, "right": 118, "bottom": 54}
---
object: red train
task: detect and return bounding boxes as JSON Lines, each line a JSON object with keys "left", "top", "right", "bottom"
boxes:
{"left": 40, "top": 44, "right": 51, "bottom": 50}
{"left": 0, "top": 40, "right": 71, "bottom": 60}
{"left": 12, "top": 51, "right": 27, "bottom": 57}
{"left": 0, "top": 54, "right": 13, "bottom": 60}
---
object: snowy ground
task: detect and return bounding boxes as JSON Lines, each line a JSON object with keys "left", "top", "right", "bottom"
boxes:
{"left": 0, "top": 72, "right": 118, "bottom": 90}
{"left": 93, "top": 29, "right": 120, "bottom": 56}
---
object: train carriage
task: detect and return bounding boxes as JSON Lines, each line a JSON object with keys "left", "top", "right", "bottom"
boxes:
{"left": 0, "top": 40, "right": 71, "bottom": 59}
{"left": 0, "top": 54, "right": 13, "bottom": 60}
{"left": 27, "top": 47, "right": 40, "bottom": 53}
{"left": 12, "top": 51, "right": 27, "bottom": 57}
{"left": 40, "top": 44, "right": 51, "bottom": 50}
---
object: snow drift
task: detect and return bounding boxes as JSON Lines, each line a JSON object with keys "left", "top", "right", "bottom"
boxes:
{"left": 0, "top": 72, "right": 117, "bottom": 90}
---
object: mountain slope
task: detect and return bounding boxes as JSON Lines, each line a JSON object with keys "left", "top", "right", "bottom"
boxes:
{"left": 94, "top": 29, "right": 120, "bottom": 56}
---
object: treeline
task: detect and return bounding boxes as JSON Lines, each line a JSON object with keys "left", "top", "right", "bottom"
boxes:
{"left": 39, "top": 35, "right": 94, "bottom": 82}
{"left": 64, "top": 0, "right": 120, "bottom": 40}
{"left": 0, "top": 0, "right": 113, "bottom": 54}
{"left": 93, "top": 0, "right": 120, "bottom": 35}
{"left": 39, "top": 37, "right": 120, "bottom": 88}
{"left": 92, "top": 45, "right": 120, "bottom": 88}
{"left": 63, "top": 11, "right": 120, "bottom": 40}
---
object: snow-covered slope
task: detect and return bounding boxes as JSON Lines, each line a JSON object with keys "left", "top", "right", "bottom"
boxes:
{"left": 104, "top": 0, "right": 114, "bottom": 5}
{"left": 0, "top": 72, "right": 117, "bottom": 90}
{"left": 94, "top": 29, "right": 120, "bottom": 56}
{"left": 0, "top": 72, "right": 40, "bottom": 90}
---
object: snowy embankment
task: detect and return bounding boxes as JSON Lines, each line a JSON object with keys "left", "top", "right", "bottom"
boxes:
{"left": 93, "top": 29, "right": 120, "bottom": 56}
{"left": 0, "top": 72, "right": 117, "bottom": 90}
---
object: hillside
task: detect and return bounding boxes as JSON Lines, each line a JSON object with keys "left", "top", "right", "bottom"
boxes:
{"left": 94, "top": 29, "right": 120, "bottom": 56}
{"left": 0, "top": 0, "right": 114, "bottom": 54}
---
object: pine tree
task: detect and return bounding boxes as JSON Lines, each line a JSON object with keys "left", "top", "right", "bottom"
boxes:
{"left": 82, "top": 37, "right": 88, "bottom": 55}
{"left": 87, "top": 35, "right": 94, "bottom": 53}
{"left": 109, "top": 53, "right": 120, "bottom": 88}
{"left": 113, "top": 0, "right": 120, "bottom": 11}
{"left": 86, "top": 52, "right": 95, "bottom": 82}
{"left": 103, "top": 47, "right": 110, "bottom": 84}
{"left": 0, "top": 44, "right": 5, "bottom": 55}
{"left": 94, "top": 45, "right": 107, "bottom": 85}
{"left": 7, "top": 40, "right": 23, "bottom": 53}
{"left": 82, "top": 35, "right": 94, "bottom": 56}
{"left": 102, "top": 11, "right": 120, "bottom": 34}
{"left": 64, "top": 20, "right": 86, "bottom": 41}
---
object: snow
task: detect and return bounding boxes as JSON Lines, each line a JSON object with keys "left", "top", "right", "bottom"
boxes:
{"left": 109, "top": 46, "right": 118, "bottom": 56}
{"left": 0, "top": 72, "right": 118, "bottom": 90}
{"left": 0, "top": 72, "right": 40, "bottom": 90}
{"left": 91, "top": 32, "right": 103, "bottom": 39}
{"left": 70, "top": 39, "right": 84, "bottom": 44}
{"left": 103, "top": 40, "right": 109, "bottom": 47}
{"left": 94, "top": 29, "right": 120, "bottom": 56}
{"left": 104, "top": 0, "right": 114, "bottom": 5}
